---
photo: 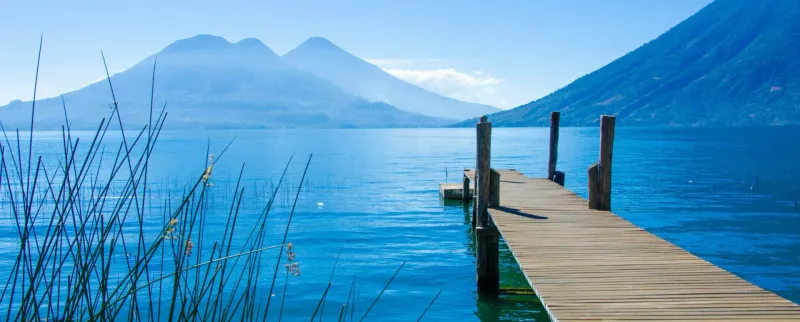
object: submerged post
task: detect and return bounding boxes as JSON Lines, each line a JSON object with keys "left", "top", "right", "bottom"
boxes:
{"left": 475, "top": 115, "right": 499, "bottom": 295}
{"left": 598, "top": 115, "right": 616, "bottom": 211}
{"left": 548, "top": 112, "right": 560, "bottom": 181}
{"left": 475, "top": 225, "right": 499, "bottom": 295}
{"left": 472, "top": 196, "right": 477, "bottom": 230}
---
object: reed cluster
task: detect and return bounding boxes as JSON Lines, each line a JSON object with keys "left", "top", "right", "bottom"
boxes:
{"left": 0, "top": 38, "right": 439, "bottom": 321}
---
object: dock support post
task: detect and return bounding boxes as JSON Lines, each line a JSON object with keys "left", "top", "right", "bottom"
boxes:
{"left": 548, "top": 112, "right": 560, "bottom": 181}
{"left": 588, "top": 163, "right": 600, "bottom": 209}
{"left": 462, "top": 172, "right": 470, "bottom": 203}
{"left": 553, "top": 171, "right": 565, "bottom": 186}
{"left": 475, "top": 116, "right": 499, "bottom": 295}
{"left": 489, "top": 169, "right": 500, "bottom": 208}
{"left": 598, "top": 115, "right": 616, "bottom": 211}
{"left": 476, "top": 226, "right": 499, "bottom": 295}
{"left": 476, "top": 116, "right": 492, "bottom": 227}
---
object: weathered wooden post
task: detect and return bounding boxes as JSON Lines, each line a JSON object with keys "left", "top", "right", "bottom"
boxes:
{"left": 489, "top": 168, "right": 500, "bottom": 207}
{"left": 553, "top": 171, "right": 565, "bottom": 186}
{"left": 598, "top": 115, "right": 616, "bottom": 211}
{"left": 471, "top": 118, "right": 481, "bottom": 230}
{"left": 475, "top": 115, "right": 499, "bottom": 295}
{"left": 475, "top": 224, "right": 499, "bottom": 295}
{"left": 462, "top": 172, "right": 470, "bottom": 203}
{"left": 548, "top": 112, "right": 560, "bottom": 181}
{"left": 588, "top": 162, "right": 600, "bottom": 209}
{"left": 476, "top": 115, "right": 491, "bottom": 227}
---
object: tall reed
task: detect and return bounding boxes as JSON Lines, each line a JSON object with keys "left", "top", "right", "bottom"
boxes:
{"left": 0, "top": 40, "right": 440, "bottom": 321}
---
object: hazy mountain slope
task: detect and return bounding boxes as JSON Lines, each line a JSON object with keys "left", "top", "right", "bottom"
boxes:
{"left": 283, "top": 37, "right": 500, "bottom": 121}
{"left": 455, "top": 0, "right": 800, "bottom": 127}
{"left": 0, "top": 35, "right": 445, "bottom": 129}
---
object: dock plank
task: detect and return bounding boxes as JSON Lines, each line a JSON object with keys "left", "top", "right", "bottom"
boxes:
{"left": 463, "top": 169, "right": 800, "bottom": 321}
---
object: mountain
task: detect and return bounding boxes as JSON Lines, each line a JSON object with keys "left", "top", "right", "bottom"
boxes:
{"left": 455, "top": 0, "right": 800, "bottom": 127}
{"left": 283, "top": 37, "right": 500, "bottom": 121}
{"left": 0, "top": 35, "right": 446, "bottom": 130}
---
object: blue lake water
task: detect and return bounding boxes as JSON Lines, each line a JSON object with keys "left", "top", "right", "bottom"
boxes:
{"left": 1, "top": 126, "right": 799, "bottom": 321}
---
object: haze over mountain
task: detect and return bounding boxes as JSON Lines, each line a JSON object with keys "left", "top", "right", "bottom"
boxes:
{"left": 456, "top": 0, "right": 800, "bottom": 127}
{"left": 283, "top": 37, "right": 500, "bottom": 121}
{"left": 0, "top": 35, "right": 445, "bottom": 130}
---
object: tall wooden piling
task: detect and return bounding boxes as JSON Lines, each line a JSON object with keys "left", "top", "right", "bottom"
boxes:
{"left": 475, "top": 116, "right": 499, "bottom": 295}
{"left": 548, "top": 112, "right": 560, "bottom": 181}
{"left": 471, "top": 121, "right": 480, "bottom": 230}
{"left": 476, "top": 116, "right": 492, "bottom": 227}
{"left": 598, "top": 115, "right": 616, "bottom": 211}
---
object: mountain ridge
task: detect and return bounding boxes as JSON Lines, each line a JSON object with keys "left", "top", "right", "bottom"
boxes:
{"left": 283, "top": 37, "right": 500, "bottom": 121}
{"left": 0, "top": 34, "right": 446, "bottom": 129}
{"left": 454, "top": 0, "right": 800, "bottom": 127}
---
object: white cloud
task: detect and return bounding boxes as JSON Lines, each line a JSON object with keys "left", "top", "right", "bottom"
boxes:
{"left": 386, "top": 68, "right": 500, "bottom": 87}
{"left": 365, "top": 58, "right": 444, "bottom": 67}
{"left": 383, "top": 68, "right": 502, "bottom": 105}
{"left": 366, "top": 58, "right": 508, "bottom": 107}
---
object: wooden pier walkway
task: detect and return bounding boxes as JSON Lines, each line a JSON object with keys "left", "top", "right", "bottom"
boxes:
{"left": 444, "top": 113, "right": 799, "bottom": 321}
{"left": 466, "top": 169, "right": 800, "bottom": 321}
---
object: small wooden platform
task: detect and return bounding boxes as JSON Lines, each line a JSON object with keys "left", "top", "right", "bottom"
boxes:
{"left": 439, "top": 183, "right": 473, "bottom": 200}
{"left": 463, "top": 169, "right": 800, "bottom": 321}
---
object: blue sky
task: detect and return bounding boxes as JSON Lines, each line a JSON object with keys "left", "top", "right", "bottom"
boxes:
{"left": 1, "top": 0, "right": 711, "bottom": 109}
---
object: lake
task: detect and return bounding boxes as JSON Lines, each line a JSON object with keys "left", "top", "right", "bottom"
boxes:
{"left": 1, "top": 126, "right": 798, "bottom": 321}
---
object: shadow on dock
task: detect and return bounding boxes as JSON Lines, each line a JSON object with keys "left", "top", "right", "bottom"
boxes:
{"left": 494, "top": 206, "right": 548, "bottom": 220}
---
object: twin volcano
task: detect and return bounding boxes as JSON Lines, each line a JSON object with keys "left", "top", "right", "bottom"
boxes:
{"left": 0, "top": 34, "right": 496, "bottom": 129}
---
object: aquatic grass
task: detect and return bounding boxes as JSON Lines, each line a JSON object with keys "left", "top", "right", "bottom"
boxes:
{"left": 417, "top": 290, "right": 442, "bottom": 321}
{"left": 0, "top": 46, "right": 294, "bottom": 321}
{"left": 360, "top": 261, "right": 406, "bottom": 322}
{"left": 0, "top": 39, "right": 445, "bottom": 322}
{"left": 318, "top": 245, "right": 344, "bottom": 320}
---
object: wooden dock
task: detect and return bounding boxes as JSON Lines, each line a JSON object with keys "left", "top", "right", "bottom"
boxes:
{"left": 467, "top": 169, "right": 800, "bottom": 321}
{"left": 439, "top": 182, "right": 472, "bottom": 200}
{"left": 445, "top": 113, "right": 800, "bottom": 321}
